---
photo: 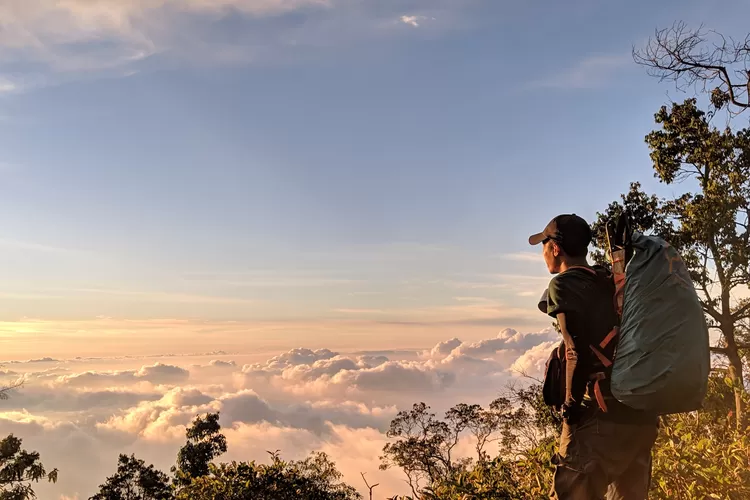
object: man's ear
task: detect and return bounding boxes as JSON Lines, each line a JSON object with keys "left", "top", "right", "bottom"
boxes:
{"left": 552, "top": 241, "right": 562, "bottom": 257}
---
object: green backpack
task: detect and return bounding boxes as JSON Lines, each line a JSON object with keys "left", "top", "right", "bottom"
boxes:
{"left": 606, "top": 214, "right": 711, "bottom": 414}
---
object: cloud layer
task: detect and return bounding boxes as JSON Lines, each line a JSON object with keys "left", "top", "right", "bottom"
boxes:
{"left": 0, "top": 327, "right": 555, "bottom": 499}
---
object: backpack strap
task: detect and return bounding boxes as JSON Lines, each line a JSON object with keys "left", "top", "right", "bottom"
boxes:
{"left": 590, "top": 372, "right": 609, "bottom": 413}
{"left": 587, "top": 214, "right": 632, "bottom": 414}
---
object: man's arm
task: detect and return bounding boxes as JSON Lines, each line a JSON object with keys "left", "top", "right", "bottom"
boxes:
{"left": 546, "top": 277, "right": 583, "bottom": 413}
{"left": 556, "top": 312, "right": 578, "bottom": 406}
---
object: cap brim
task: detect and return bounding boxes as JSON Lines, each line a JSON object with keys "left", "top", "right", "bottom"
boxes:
{"left": 528, "top": 232, "right": 546, "bottom": 245}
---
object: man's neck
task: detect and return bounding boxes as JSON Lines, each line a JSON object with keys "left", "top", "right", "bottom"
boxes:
{"left": 559, "top": 258, "right": 590, "bottom": 274}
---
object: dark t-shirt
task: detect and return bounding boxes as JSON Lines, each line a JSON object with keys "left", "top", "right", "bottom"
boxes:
{"left": 546, "top": 266, "right": 658, "bottom": 424}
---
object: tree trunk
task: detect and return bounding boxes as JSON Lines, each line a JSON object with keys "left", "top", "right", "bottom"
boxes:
{"left": 723, "top": 324, "right": 746, "bottom": 430}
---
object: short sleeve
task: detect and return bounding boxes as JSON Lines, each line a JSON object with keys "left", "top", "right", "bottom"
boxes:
{"left": 546, "top": 276, "right": 570, "bottom": 318}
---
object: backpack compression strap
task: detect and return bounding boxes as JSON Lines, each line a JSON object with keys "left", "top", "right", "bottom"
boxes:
{"left": 587, "top": 212, "right": 631, "bottom": 413}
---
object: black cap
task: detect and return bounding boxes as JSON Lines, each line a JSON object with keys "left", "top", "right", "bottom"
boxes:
{"left": 528, "top": 214, "right": 592, "bottom": 256}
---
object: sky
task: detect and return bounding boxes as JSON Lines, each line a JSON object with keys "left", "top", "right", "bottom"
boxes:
{"left": 0, "top": 0, "right": 748, "bottom": 498}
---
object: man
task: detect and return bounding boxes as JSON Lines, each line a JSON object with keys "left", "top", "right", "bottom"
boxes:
{"left": 529, "top": 214, "right": 658, "bottom": 500}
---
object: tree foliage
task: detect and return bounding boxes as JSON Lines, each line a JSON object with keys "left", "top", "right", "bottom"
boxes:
{"left": 90, "top": 455, "right": 172, "bottom": 500}
{"left": 0, "top": 435, "right": 57, "bottom": 500}
{"left": 176, "top": 452, "right": 360, "bottom": 500}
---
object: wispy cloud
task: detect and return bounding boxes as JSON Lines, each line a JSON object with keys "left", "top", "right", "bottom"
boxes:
{"left": 62, "top": 287, "right": 257, "bottom": 305}
{"left": 497, "top": 252, "right": 541, "bottom": 263}
{"left": 400, "top": 15, "right": 421, "bottom": 27}
{"left": 182, "top": 271, "right": 363, "bottom": 288}
{"left": 0, "top": 0, "right": 467, "bottom": 90}
{"left": 333, "top": 308, "right": 388, "bottom": 315}
{"left": 0, "top": 79, "right": 16, "bottom": 93}
{"left": 529, "top": 53, "right": 632, "bottom": 90}
{"left": 0, "top": 0, "right": 332, "bottom": 79}
{"left": 0, "top": 238, "right": 85, "bottom": 255}
{"left": 399, "top": 14, "right": 437, "bottom": 28}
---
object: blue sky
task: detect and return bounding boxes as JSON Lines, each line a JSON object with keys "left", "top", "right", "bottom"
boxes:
{"left": 0, "top": 0, "right": 747, "bottom": 355}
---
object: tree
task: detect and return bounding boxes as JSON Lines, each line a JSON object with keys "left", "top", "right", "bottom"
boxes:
{"left": 171, "top": 413, "right": 227, "bottom": 487}
{"left": 634, "top": 21, "right": 750, "bottom": 117}
{"left": 175, "top": 451, "right": 361, "bottom": 500}
{"left": 90, "top": 454, "right": 172, "bottom": 500}
{"left": 381, "top": 385, "right": 558, "bottom": 500}
{"left": 379, "top": 402, "right": 472, "bottom": 496}
{"left": 0, "top": 435, "right": 57, "bottom": 500}
{"left": 379, "top": 386, "right": 559, "bottom": 498}
{"left": 593, "top": 98, "right": 750, "bottom": 429}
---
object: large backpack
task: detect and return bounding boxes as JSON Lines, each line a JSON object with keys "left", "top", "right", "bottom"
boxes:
{"left": 605, "top": 213, "right": 711, "bottom": 414}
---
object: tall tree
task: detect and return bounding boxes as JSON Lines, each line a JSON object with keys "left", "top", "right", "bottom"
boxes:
{"left": 171, "top": 413, "right": 227, "bottom": 487}
{"left": 592, "top": 98, "right": 750, "bottom": 429}
{"left": 90, "top": 454, "right": 172, "bottom": 500}
{"left": 633, "top": 21, "right": 750, "bottom": 118}
{"left": 0, "top": 434, "right": 57, "bottom": 500}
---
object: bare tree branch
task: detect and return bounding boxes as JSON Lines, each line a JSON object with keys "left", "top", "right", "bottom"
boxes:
{"left": 634, "top": 22, "right": 750, "bottom": 116}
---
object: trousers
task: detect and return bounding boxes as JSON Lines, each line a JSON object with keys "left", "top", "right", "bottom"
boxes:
{"left": 549, "top": 406, "right": 658, "bottom": 500}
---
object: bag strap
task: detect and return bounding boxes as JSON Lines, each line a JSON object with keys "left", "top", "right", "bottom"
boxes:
{"left": 587, "top": 213, "right": 632, "bottom": 414}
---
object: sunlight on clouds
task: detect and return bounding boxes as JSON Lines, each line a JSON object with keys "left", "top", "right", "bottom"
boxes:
{"left": 509, "top": 340, "right": 557, "bottom": 379}
{"left": 0, "top": 327, "right": 558, "bottom": 498}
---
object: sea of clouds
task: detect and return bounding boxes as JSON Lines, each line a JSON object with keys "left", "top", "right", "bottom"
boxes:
{"left": 0, "top": 327, "right": 557, "bottom": 499}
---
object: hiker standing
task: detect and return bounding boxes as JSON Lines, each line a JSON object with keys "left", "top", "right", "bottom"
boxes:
{"left": 529, "top": 214, "right": 659, "bottom": 500}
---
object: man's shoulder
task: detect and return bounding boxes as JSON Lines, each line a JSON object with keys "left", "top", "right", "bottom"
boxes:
{"left": 559, "top": 265, "right": 612, "bottom": 283}
{"left": 550, "top": 266, "right": 601, "bottom": 286}
{"left": 548, "top": 266, "right": 614, "bottom": 301}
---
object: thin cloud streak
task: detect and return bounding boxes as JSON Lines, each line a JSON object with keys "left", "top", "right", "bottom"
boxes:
{"left": 61, "top": 287, "right": 258, "bottom": 305}
{"left": 333, "top": 308, "right": 388, "bottom": 315}
{"left": 529, "top": 53, "right": 632, "bottom": 90}
{"left": 498, "top": 252, "right": 541, "bottom": 263}
{"left": 0, "top": 238, "right": 87, "bottom": 255}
